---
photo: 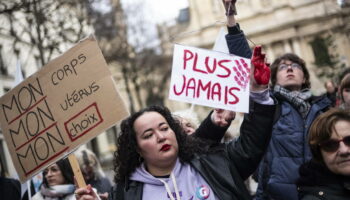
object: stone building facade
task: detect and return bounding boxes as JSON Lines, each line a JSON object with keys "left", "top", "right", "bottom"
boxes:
{"left": 162, "top": 0, "right": 350, "bottom": 94}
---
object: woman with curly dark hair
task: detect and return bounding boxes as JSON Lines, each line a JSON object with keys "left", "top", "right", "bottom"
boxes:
{"left": 78, "top": 95, "right": 276, "bottom": 200}
{"left": 113, "top": 105, "right": 213, "bottom": 185}
{"left": 74, "top": 1, "right": 275, "bottom": 198}
{"left": 75, "top": 96, "right": 276, "bottom": 200}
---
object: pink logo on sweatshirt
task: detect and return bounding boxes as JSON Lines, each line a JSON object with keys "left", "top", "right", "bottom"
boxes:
{"left": 195, "top": 185, "right": 210, "bottom": 199}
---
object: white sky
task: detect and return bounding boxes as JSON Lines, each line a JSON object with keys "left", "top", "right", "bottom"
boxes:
{"left": 122, "top": 0, "right": 189, "bottom": 24}
{"left": 119, "top": 0, "right": 189, "bottom": 51}
{"left": 146, "top": 0, "right": 189, "bottom": 23}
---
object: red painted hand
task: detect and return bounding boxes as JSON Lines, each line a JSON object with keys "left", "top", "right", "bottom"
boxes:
{"left": 251, "top": 46, "right": 270, "bottom": 85}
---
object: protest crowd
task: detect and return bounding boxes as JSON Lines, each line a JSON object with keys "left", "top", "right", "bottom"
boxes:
{"left": 1, "top": 0, "right": 350, "bottom": 200}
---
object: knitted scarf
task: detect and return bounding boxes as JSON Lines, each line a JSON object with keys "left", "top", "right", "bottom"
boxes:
{"left": 274, "top": 85, "right": 312, "bottom": 118}
{"left": 40, "top": 184, "right": 75, "bottom": 199}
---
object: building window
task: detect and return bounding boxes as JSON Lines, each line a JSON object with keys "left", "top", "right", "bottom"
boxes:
{"left": 0, "top": 46, "right": 7, "bottom": 75}
{"left": 309, "top": 36, "right": 334, "bottom": 67}
{"left": 106, "top": 126, "right": 118, "bottom": 150}
{"left": 177, "top": 7, "right": 190, "bottom": 24}
{"left": 0, "top": 140, "right": 9, "bottom": 176}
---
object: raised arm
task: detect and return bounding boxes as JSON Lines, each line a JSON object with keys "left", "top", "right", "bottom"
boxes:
{"left": 227, "top": 43, "right": 274, "bottom": 180}
{"left": 223, "top": 0, "right": 252, "bottom": 58}
{"left": 192, "top": 109, "right": 234, "bottom": 143}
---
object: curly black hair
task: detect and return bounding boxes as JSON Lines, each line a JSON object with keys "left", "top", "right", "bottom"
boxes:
{"left": 113, "top": 105, "right": 212, "bottom": 184}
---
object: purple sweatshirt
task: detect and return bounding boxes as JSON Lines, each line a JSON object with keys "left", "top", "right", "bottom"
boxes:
{"left": 130, "top": 159, "right": 218, "bottom": 200}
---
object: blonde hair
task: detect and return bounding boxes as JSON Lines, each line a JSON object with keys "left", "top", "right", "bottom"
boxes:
{"left": 172, "top": 109, "right": 200, "bottom": 130}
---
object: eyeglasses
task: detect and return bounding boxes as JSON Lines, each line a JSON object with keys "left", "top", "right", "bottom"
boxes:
{"left": 278, "top": 63, "right": 302, "bottom": 71}
{"left": 319, "top": 136, "right": 350, "bottom": 152}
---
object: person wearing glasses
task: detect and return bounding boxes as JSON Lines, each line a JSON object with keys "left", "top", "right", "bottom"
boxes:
{"left": 223, "top": 1, "right": 333, "bottom": 198}
{"left": 254, "top": 54, "right": 333, "bottom": 200}
{"left": 297, "top": 108, "right": 350, "bottom": 199}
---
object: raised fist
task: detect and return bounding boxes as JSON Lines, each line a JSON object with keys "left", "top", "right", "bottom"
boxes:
{"left": 251, "top": 46, "right": 270, "bottom": 85}
{"left": 211, "top": 109, "right": 236, "bottom": 127}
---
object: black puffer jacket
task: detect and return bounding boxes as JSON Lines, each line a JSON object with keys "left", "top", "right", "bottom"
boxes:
{"left": 297, "top": 159, "right": 350, "bottom": 200}
{"left": 109, "top": 101, "right": 276, "bottom": 200}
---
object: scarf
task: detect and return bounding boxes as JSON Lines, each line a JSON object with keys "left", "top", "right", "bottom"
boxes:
{"left": 339, "top": 103, "right": 350, "bottom": 110}
{"left": 274, "top": 85, "right": 312, "bottom": 118}
{"left": 40, "top": 184, "right": 75, "bottom": 199}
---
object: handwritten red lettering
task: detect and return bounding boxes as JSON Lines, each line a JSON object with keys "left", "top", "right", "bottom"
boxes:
{"left": 197, "top": 80, "right": 211, "bottom": 99}
{"left": 205, "top": 57, "right": 216, "bottom": 74}
{"left": 172, "top": 76, "right": 240, "bottom": 105}
{"left": 183, "top": 50, "right": 194, "bottom": 70}
{"left": 173, "top": 75, "right": 186, "bottom": 95}
{"left": 211, "top": 83, "right": 221, "bottom": 102}
{"left": 217, "top": 60, "right": 231, "bottom": 78}
{"left": 186, "top": 78, "right": 196, "bottom": 97}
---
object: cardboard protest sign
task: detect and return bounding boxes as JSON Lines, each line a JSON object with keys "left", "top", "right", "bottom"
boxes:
{"left": 169, "top": 44, "right": 251, "bottom": 113}
{"left": 0, "top": 36, "right": 129, "bottom": 183}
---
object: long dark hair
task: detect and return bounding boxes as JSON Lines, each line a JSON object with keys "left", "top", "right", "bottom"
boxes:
{"left": 42, "top": 158, "right": 74, "bottom": 188}
{"left": 113, "top": 105, "right": 211, "bottom": 184}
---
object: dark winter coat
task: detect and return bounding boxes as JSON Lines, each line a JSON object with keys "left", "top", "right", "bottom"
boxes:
{"left": 108, "top": 101, "right": 276, "bottom": 200}
{"left": 0, "top": 177, "right": 21, "bottom": 200}
{"left": 297, "top": 159, "right": 350, "bottom": 200}
{"left": 225, "top": 25, "right": 332, "bottom": 200}
{"left": 256, "top": 95, "right": 331, "bottom": 200}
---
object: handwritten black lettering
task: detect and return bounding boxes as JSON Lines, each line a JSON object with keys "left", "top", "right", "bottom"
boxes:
{"left": 8, "top": 98, "right": 55, "bottom": 148}
{"left": 16, "top": 125, "right": 65, "bottom": 175}
{"left": 2, "top": 78, "right": 43, "bottom": 123}
{"left": 69, "top": 113, "right": 98, "bottom": 137}
{"left": 51, "top": 53, "right": 87, "bottom": 85}
{"left": 60, "top": 82, "right": 100, "bottom": 111}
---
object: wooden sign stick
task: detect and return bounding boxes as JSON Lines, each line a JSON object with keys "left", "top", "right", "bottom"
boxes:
{"left": 69, "top": 154, "right": 102, "bottom": 200}
{"left": 68, "top": 154, "right": 87, "bottom": 188}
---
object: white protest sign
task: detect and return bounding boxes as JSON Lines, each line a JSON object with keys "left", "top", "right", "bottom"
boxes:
{"left": 0, "top": 36, "right": 129, "bottom": 183}
{"left": 169, "top": 44, "right": 251, "bottom": 113}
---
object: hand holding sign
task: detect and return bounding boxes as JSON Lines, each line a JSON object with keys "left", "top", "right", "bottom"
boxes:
{"left": 0, "top": 36, "right": 128, "bottom": 183}
{"left": 251, "top": 46, "right": 270, "bottom": 90}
